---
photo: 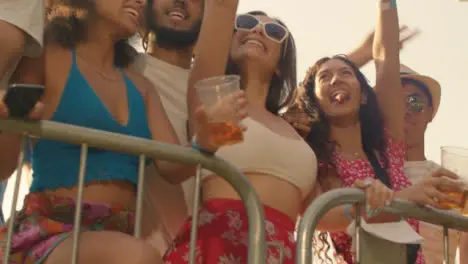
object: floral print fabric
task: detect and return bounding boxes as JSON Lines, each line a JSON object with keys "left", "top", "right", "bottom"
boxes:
{"left": 164, "top": 199, "right": 296, "bottom": 264}
{"left": 0, "top": 193, "right": 135, "bottom": 263}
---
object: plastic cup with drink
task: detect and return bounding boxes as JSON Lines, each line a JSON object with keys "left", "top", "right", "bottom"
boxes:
{"left": 440, "top": 146, "right": 468, "bottom": 216}
{"left": 195, "top": 75, "right": 244, "bottom": 146}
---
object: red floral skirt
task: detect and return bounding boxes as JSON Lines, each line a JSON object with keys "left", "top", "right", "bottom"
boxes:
{"left": 163, "top": 199, "right": 296, "bottom": 264}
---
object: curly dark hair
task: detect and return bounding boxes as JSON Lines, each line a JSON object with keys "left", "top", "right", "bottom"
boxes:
{"left": 285, "top": 55, "right": 388, "bottom": 263}
{"left": 44, "top": 0, "right": 138, "bottom": 68}
{"left": 225, "top": 11, "right": 297, "bottom": 115}
{"left": 288, "top": 55, "right": 388, "bottom": 178}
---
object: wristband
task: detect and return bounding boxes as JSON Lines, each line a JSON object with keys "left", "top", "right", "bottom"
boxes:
{"left": 191, "top": 136, "right": 215, "bottom": 156}
{"left": 345, "top": 204, "right": 355, "bottom": 221}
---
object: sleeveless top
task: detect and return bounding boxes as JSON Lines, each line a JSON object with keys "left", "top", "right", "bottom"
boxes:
{"left": 202, "top": 117, "right": 318, "bottom": 198}
{"left": 325, "top": 130, "right": 424, "bottom": 264}
{"left": 30, "top": 50, "right": 152, "bottom": 192}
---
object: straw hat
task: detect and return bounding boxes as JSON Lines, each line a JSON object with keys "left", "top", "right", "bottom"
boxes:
{"left": 400, "top": 64, "right": 441, "bottom": 118}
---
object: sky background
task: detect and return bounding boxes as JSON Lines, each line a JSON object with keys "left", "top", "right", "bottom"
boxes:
{"left": 236, "top": 0, "right": 468, "bottom": 163}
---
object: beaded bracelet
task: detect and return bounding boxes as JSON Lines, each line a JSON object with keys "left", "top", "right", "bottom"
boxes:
{"left": 345, "top": 204, "right": 355, "bottom": 220}
{"left": 380, "top": 0, "right": 397, "bottom": 10}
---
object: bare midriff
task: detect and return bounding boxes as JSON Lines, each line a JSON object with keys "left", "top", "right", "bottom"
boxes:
{"left": 203, "top": 173, "right": 302, "bottom": 221}
{"left": 44, "top": 180, "right": 136, "bottom": 210}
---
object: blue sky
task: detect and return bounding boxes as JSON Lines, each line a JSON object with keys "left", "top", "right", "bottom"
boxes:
{"left": 238, "top": 0, "right": 468, "bottom": 162}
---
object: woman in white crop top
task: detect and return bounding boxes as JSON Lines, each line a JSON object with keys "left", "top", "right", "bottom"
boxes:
{"left": 163, "top": 3, "right": 317, "bottom": 264}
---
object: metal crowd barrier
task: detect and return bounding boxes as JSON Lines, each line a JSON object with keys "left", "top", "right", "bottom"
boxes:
{"left": 0, "top": 119, "right": 267, "bottom": 264}
{"left": 296, "top": 188, "right": 468, "bottom": 264}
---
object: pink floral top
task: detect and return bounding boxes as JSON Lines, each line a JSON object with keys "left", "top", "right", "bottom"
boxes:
{"left": 325, "top": 132, "right": 425, "bottom": 264}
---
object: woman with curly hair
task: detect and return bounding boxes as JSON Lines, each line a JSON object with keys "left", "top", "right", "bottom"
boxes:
{"left": 0, "top": 0, "right": 246, "bottom": 263}
{"left": 285, "top": 1, "right": 465, "bottom": 263}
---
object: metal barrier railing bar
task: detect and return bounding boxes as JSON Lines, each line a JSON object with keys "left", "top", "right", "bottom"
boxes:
{"left": 0, "top": 119, "right": 267, "bottom": 264}
{"left": 296, "top": 188, "right": 468, "bottom": 264}
{"left": 2, "top": 136, "right": 26, "bottom": 264}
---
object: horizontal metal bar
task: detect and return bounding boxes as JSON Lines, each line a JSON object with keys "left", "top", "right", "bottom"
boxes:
{"left": 296, "top": 188, "right": 468, "bottom": 264}
{"left": 0, "top": 119, "right": 267, "bottom": 263}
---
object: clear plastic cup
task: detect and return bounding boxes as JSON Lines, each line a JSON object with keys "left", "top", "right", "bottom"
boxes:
{"left": 195, "top": 75, "right": 244, "bottom": 146}
{"left": 440, "top": 146, "right": 468, "bottom": 215}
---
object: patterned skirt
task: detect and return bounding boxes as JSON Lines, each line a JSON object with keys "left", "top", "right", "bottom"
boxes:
{"left": 0, "top": 192, "right": 135, "bottom": 263}
{"left": 163, "top": 198, "right": 296, "bottom": 264}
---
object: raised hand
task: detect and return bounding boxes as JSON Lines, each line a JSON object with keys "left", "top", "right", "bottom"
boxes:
{"left": 363, "top": 25, "right": 420, "bottom": 54}
{"left": 192, "top": 90, "right": 248, "bottom": 154}
{"left": 349, "top": 25, "right": 420, "bottom": 68}
{"left": 397, "top": 25, "right": 421, "bottom": 49}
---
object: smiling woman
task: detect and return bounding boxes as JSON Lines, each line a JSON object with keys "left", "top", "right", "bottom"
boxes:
{"left": 164, "top": 4, "right": 317, "bottom": 263}
{"left": 283, "top": 1, "right": 431, "bottom": 263}
{"left": 0, "top": 0, "right": 224, "bottom": 263}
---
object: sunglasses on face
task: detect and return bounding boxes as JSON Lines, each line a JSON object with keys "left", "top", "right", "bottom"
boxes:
{"left": 235, "top": 14, "right": 289, "bottom": 44}
{"left": 406, "top": 94, "right": 427, "bottom": 113}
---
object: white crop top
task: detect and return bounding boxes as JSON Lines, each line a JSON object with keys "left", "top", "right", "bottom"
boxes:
{"left": 202, "top": 117, "right": 317, "bottom": 198}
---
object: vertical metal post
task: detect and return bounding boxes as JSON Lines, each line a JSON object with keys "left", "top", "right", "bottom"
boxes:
{"left": 70, "top": 144, "right": 88, "bottom": 264}
{"left": 355, "top": 205, "right": 362, "bottom": 264}
{"left": 189, "top": 164, "right": 203, "bottom": 264}
{"left": 134, "top": 154, "right": 146, "bottom": 238}
{"left": 443, "top": 227, "right": 450, "bottom": 264}
{"left": 266, "top": 241, "right": 284, "bottom": 263}
{"left": 2, "top": 135, "right": 26, "bottom": 263}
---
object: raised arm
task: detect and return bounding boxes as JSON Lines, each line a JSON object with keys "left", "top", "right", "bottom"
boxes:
{"left": 373, "top": 0, "right": 404, "bottom": 140}
{"left": 347, "top": 26, "right": 419, "bottom": 69}
{"left": 347, "top": 31, "right": 374, "bottom": 69}
{"left": 187, "top": 0, "right": 239, "bottom": 137}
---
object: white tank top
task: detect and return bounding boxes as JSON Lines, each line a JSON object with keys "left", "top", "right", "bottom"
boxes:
{"left": 203, "top": 117, "right": 317, "bottom": 198}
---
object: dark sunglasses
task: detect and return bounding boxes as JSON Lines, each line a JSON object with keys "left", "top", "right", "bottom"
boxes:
{"left": 406, "top": 94, "right": 427, "bottom": 113}
{"left": 235, "top": 14, "right": 289, "bottom": 44}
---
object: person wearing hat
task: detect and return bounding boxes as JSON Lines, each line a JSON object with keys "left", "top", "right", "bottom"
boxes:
{"left": 400, "top": 64, "right": 441, "bottom": 165}
{"left": 348, "top": 31, "right": 462, "bottom": 263}
{"left": 399, "top": 65, "right": 460, "bottom": 264}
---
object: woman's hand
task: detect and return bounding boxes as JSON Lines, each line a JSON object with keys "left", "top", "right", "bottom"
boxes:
{"left": 358, "top": 26, "right": 420, "bottom": 58}
{"left": 353, "top": 178, "right": 394, "bottom": 218}
{"left": 396, "top": 167, "right": 466, "bottom": 209}
{"left": 0, "top": 100, "right": 44, "bottom": 120}
{"left": 192, "top": 90, "right": 248, "bottom": 153}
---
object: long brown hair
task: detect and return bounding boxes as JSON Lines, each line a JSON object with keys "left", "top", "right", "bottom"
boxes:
{"left": 285, "top": 56, "right": 388, "bottom": 263}
{"left": 226, "top": 11, "right": 297, "bottom": 115}
{"left": 286, "top": 55, "right": 388, "bottom": 175}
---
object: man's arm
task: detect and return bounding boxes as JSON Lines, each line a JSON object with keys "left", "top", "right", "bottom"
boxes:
{"left": 460, "top": 234, "right": 468, "bottom": 264}
{"left": 347, "top": 27, "right": 420, "bottom": 69}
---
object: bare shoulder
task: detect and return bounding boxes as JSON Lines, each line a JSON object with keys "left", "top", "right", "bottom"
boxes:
{"left": 124, "top": 69, "right": 158, "bottom": 101}
{"left": 43, "top": 45, "right": 74, "bottom": 86}
{"left": 9, "top": 44, "right": 71, "bottom": 84}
